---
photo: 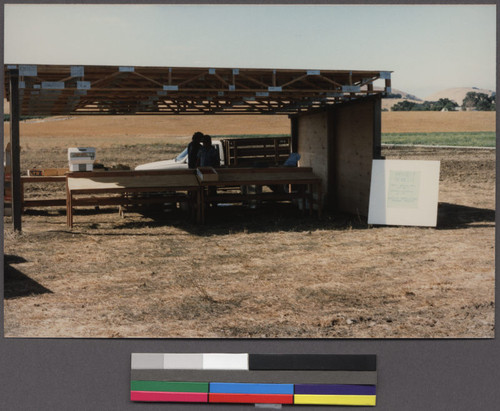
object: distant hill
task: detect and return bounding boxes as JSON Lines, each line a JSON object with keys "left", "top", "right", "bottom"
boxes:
{"left": 382, "top": 88, "right": 422, "bottom": 111}
{"left": 425, "top": 87, "right": 495, "bottom": 105}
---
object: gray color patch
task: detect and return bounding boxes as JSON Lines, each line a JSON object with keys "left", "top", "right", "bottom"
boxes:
{"left": 130, "top": 370, "right": 377, "bottom": 385}
{"left": 131, "top": 354, "right": 164, "bottom": 370}
{"left": 164, "top": 353, "right": 204, "bottom": 369}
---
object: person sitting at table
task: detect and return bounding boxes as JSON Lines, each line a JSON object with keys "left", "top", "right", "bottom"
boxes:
{"left": 197, "top": 134, "right": 220, "bottom": 168}
{"left": 187, "top": 131, "right": 204, "bottom": 169}
{"left": 197, "top": 134, "right": 220, "bottom": 208}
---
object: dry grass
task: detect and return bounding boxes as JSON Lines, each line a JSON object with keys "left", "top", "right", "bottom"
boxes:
{"left": 381, "top": 111, "right": 495, "bottom": 133}
{"left": 3, "top": 114, "right": 495, "bottom": 338}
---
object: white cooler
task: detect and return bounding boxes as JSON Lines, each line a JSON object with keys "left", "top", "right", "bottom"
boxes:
{"left": 68, "top": 147, "right": 96, "bottom": 172}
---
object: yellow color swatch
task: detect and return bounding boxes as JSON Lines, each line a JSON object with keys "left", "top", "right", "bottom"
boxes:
{"left": 294, "top": 394, "right": 376, "bottom": 406}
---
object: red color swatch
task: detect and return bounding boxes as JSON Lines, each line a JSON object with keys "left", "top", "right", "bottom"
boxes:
{"left": 209, "top": 393, "right": 293, "bottom": 404}
{"left": 130, "top": 391, "right": 208, "bottom": 402}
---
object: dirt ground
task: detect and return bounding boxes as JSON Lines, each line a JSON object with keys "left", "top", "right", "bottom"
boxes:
{"left": 3, "top": 113, "right": 496, "bottom": 338}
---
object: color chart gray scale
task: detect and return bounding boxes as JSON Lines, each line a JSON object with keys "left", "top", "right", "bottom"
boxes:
{"left": 130, "top": 353, "right": 377, "bottom": 406}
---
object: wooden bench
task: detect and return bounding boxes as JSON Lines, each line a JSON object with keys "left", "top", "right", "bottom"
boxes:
{"left": 21, "top": 175, "right": 67, "bottom": 210}
{"left": 196, "top": 167, "right": 322, "bottom": 223}
{"left": 66, "top": 170, "right": 201, "bottom": 227}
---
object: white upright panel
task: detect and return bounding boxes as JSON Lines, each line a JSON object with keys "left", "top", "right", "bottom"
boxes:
{"left": 202, "top": 353, "right": 249, "bottom": 370}
{"left": 368, "top": 159, "right": 440, "bottom": 227}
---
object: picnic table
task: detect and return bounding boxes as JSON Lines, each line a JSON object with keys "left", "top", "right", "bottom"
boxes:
{"left": 65, "top": 169, "right": 201, "bottom": 227}
{"left": 196, "top": 167, "right": 322, "bottom": 223}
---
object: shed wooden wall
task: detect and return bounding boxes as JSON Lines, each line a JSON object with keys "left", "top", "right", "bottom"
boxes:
{"left": 296, "top": 111, "right": 329, "bottom": 204}
{"left": 294, "top": 96, "right": 381, "bottom": 216}
{"left": 333, "top": 97, "right": 380, "bottom": 216}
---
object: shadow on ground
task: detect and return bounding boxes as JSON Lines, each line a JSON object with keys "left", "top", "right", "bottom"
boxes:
{"left": 119, "top": 203, "right": 368, "bottom": 236}
{"left": 24, "top": 201, "right": 494, "bottom": 236}
{"left": 437, "top": 202, "right": 495, "bottom": 229}
{"left": 4, "top": 255, "right": 53, "bottom": 299}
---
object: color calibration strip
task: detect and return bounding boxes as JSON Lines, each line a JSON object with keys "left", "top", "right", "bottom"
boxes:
{"left": 130, "top": 353, "right": 377, "bottom": 406}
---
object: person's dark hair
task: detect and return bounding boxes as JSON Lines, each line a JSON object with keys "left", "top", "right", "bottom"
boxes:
{"left": 203, "top": 134, "right": 212, "bottom": 146}
{"left": 192, "top": 131, "right": 204, "bottom": 142}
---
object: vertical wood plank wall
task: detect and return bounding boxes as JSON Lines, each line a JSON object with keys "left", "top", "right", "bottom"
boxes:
{"left": 333, "top": 98, "right": 379, "bottom": 216}
{"left": 296, "top": 112, "right": 329, "bottom": 204}
{"left": 294, "top": 96, "right": 381, "bottom": 216}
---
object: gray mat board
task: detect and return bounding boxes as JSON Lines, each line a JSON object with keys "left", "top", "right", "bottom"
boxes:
{"left": 130, "top": 369, "right": 377, "bottom": 385}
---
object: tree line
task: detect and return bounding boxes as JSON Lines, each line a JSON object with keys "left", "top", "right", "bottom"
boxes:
{"left": 390, "top": 92, "right": 495, "bottom": 111}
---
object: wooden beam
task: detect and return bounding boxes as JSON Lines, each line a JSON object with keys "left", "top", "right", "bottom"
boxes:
{"left": 317, "top": 75, "right": 343, "bottom": 88}
{"left": 237, "top": 73, "right": 269, "bottom": 88}
{"left": 132, "top": 70, "right": 164, "bottom": 87}
{"left": 280, "top": 74, "right": 309, "bottom": 89}
{"left": 9, "top": 69, "right": 22, "bottom": 231}
{"left": 90, "top": 71, "right": 122, "bottom": 88}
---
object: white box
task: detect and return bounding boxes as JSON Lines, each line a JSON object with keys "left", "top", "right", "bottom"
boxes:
{"left": 69, "top": 163, "right": 93, "bottom": 172}
{"left": 68, "top": 147, "right": 95, "bottom": 172}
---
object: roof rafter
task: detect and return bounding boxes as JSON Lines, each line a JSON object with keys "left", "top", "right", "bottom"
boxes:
{"left": 5, "top": 64, "right": 391, "bottom": 115}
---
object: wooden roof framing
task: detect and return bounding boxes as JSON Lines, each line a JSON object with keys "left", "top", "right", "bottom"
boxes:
{"left": 4, "top": 64, "right": 392, "bottom": 115}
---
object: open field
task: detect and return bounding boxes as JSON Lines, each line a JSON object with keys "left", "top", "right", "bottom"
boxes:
{"left": 382, "top": 132, "right": 495, "bottom": 147}
{"left": 3, "top": 112, "right": 496, "bottom": 338}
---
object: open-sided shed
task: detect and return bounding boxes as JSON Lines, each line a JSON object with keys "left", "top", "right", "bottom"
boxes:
{"left": 4, "top": 64, "right": 391, "bottom": 230}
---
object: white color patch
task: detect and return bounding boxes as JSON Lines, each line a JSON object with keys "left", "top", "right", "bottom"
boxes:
{"left": 368, "top": 159, "right": 440, "bottom": 227}
{"left": 19, "top": 81, "right": 25, "bottom": 89}
{"left": 229, "top": 85, "right": 236, "bottom": 91}
{"left": 232, "top": 68, "right": 239, "bottom": 75}
{"left": 380, "top": 71, "right": 391, "bottom": 80}
{"left": 209, "top": 68, "right": 216, "bottom": 74}
{"left": 163, "top": 85, "right": 178, "bottom": 91}
{"left": 119, "top": 66, "right": 134, "bottom": 72}
{"left": 202, "top": 353, "right": 249, "bottom": 370}
{"left": 307, "top": 70, "right": 321, "bottom": 75}
{"left": 268, "top": 86, "right": 282, "bottom": 92}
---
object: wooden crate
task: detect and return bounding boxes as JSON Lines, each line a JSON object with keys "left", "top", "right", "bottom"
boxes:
{"left": 222, "top": 137, "right": 291, "bottom": 167}
{"left": 28, "top": 168, "right": 68, "bottom": 176}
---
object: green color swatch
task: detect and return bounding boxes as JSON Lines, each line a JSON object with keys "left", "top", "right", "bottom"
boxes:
{"left": 131, "top": 380, "right": 209, "bottom": 393}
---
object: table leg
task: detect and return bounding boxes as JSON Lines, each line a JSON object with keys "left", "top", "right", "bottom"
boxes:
{"left": 20, "top": 180, "right": 25, "bottom": 213}
{"left": 317, "top": 183, "right": 322, "bottom": 218}
{"left": 301, "top": 185, "right": 306, "bottom": 216}
{"left": 199, "top": 188, "right": 205, "bottom": 224}
{"left": 307, "top": 184, "right": 312, "bottom": 216}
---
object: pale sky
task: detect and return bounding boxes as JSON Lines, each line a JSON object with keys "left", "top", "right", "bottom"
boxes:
{"left": 4, "top": 4, "right": 496, "bottom": 99}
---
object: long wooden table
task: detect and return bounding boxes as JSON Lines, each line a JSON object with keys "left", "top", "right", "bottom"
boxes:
{"left": 66, "top": 170, "right": 201, "bottom": 227}
{"left": 197, "top": 167, "right": 322, "bottom": 223}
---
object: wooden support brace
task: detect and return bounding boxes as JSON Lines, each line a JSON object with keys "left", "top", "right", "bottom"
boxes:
{"left": 9, "top": 69, "right": 22, "bottom": 231}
